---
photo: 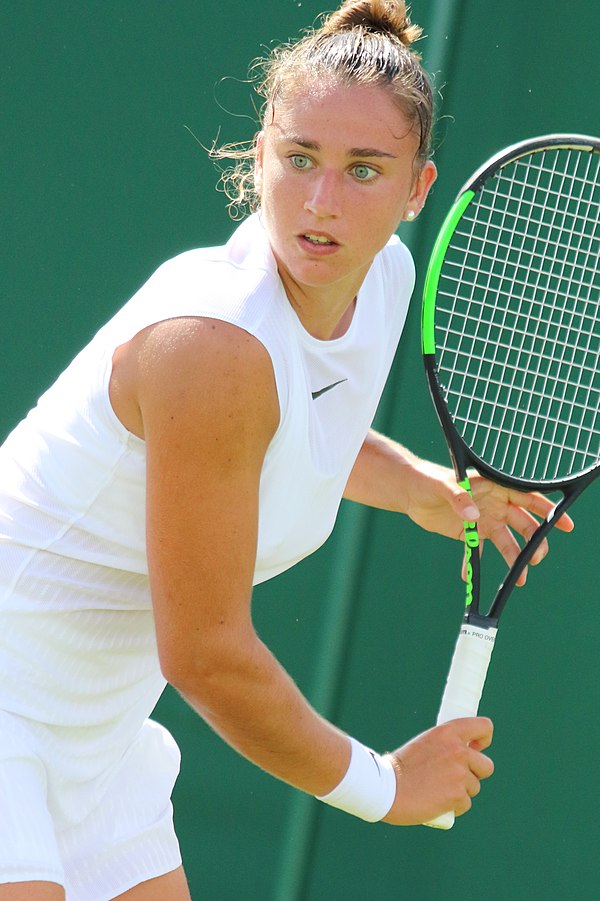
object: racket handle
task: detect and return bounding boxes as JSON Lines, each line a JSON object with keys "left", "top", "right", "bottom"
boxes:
{"left": 424, "top": 622, "right": 497, "bottom": 830}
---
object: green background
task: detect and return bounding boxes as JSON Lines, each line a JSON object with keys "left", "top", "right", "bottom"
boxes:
{"left": 2, "top": 2, "right": 599, "bottom": 898}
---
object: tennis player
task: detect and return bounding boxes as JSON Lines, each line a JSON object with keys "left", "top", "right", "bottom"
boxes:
{"left": 0, "top": 1, "right": 573, "bottom": 898}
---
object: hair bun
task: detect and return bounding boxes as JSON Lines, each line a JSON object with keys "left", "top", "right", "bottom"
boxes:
{"left": 322, "top": 0, "right": 422, "bottom": 47}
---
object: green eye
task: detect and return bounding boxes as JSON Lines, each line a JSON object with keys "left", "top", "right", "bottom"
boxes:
{"left": 353, "top": 164, "right": 377, "bottom": 181}
{"left": 290, "top": 154, "right": 312, "bottom": 170}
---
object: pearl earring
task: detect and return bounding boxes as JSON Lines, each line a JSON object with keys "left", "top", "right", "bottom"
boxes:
{"left": 406, "top": 209, "right": 416, "bottom": 221}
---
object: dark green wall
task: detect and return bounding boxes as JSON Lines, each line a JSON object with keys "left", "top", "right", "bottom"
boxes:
{"left": 3, "top": 2, "right": 599, "bottom": 899}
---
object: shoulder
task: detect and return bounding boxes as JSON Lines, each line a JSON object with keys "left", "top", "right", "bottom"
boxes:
{"left": 141, "top": 316, "right": 278, "bottom": 418}
{"left": 147, "top": 215, "right": 276, "bottom": 295}
{"left": 121, "top": 221, "right": 280, "bottom": 340}
{"left": 137, "top": 315, "right": 272, "bottom": 369}
{"left": 112, "top": 317, "right": 280, "bottom": 445}
{"left": 356, "top": 235, "right": 416, "bottom": 337}
{"left": 376, "top": 234, "right": 416, "bottom": 290}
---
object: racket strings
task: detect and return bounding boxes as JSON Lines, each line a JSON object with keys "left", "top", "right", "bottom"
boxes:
{"left": 436, "top": 145, "right": 600, "bottom": 483}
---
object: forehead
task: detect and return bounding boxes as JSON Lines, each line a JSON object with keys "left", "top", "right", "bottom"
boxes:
{"left": 266, "top": 80, "right": 418, "bottom": 155}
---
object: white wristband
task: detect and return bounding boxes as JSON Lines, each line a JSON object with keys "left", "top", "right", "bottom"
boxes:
{"left": 315, "top": 737, "right": 397, "bottom": 822}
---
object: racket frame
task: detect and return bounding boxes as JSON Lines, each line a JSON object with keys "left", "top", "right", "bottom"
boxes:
{"left": 420, "top": 134, "right": 600, "bottom": 828}
{"left": 422, "top": 133, "right": 600, "bottom": 621}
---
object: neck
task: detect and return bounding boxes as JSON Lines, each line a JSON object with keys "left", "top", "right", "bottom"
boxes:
{"left": 277, "top": 268, "right": 362, "bottom": 340}
{"left": 285, "top": 286, "right": 357, "bottom": 340}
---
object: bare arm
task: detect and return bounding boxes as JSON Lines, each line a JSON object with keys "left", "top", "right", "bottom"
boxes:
{"left": 128, "top": 317, "right": 349, "bottom": 797}
{"left": 113, "top": 321, "right": 495, "bottom": 823}
{"left": 344, "top": 430, "right": 427, "bottom": 513}
{"left": 345, "top": 428, "right": 574, "bottom": 582}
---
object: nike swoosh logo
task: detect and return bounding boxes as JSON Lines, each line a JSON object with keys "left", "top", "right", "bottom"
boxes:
{"left": 369, "top": 751, "right": 382, "bottom": 776}
{"left": 311, "top": 378, "right": 348, "bottom": 400}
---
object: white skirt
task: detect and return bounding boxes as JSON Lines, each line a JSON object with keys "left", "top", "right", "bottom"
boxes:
{"left": 0, "top": 713, "right": 182, "bottom": 900}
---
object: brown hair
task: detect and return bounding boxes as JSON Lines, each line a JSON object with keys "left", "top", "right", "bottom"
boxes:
{"left": 212, "top": 1, "right": 434, "bottom": 218}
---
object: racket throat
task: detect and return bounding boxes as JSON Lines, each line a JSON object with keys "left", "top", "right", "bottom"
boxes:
{"left": 490, "top": 489, "right": 579, "bottom": 619}
{"left": 464, "top": 610, "right": 498, "bottom": 631}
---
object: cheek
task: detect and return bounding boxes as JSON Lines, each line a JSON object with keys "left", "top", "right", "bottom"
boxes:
{"left": 358, "top": 194, "right": 404, "bottom": 234}
{"left": 260, "top": 163, "right": 283, "bottom": 209}
{"left": 262, "top": 171, "right": 302, "bottom": 227}
{"left": 352, "top": 195, "right": 408, "bottom": 258}
{"left": 379, "top": 186, "right": 411, "bottom": 225}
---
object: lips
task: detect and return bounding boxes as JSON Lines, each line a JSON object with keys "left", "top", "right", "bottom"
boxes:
{"left": 303, "top": 232, "right": 336, "bottom": 245}
{"left": 297, "top": 230, "right": 340, "bottom": 253}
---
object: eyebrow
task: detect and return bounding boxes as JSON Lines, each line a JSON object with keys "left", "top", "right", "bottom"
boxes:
{"left": 286, "top": 136, "right": 397, "bottom": 160}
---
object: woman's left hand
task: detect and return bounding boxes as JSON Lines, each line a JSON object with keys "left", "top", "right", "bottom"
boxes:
{"left": 403, "top": 459, "right": 574, "bottom": 584}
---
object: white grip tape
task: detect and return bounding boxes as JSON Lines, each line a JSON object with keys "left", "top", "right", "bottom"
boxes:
{"left": 424, "top": 623, "right": 497, "bottom": 831}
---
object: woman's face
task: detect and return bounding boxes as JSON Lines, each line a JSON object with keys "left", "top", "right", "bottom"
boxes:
{"left": 256, "top": 79, "right": 437, "bottom": 310}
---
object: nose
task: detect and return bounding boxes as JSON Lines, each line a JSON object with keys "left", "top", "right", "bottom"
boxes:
{"left": 304, "top": 170, "right": 342, "bottom": 218}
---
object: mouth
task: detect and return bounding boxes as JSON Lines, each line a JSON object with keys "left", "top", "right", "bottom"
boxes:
{"left": 298, "top": 231, "right": 340, "bottom": 253}
{"left": 303, "top": 233, "right": 336, "bottom": 245}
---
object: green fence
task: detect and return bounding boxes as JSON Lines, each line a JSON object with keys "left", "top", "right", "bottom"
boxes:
{"left": 3, "top": 2, "right": 599, "bottom": 898}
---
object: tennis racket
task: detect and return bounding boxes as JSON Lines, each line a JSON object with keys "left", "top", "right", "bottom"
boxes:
{"left": 421, "top": 134, "right": 600, "bottom": 829}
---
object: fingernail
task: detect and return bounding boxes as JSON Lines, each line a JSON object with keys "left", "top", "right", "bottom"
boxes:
{"left": 464, "top": 505, "right": 480, "bottom": 520}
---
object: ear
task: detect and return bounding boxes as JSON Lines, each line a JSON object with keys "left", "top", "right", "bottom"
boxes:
{"left": 254, "top": 131, "right": 265, "bottom": 196}
{"left": 403, "top": 159, "right": 437, "bottom": 221}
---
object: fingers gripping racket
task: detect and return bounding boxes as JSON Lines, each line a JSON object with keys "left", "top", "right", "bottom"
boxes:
{"left": 421, "top": 134, "right": 600, "bottom": 829}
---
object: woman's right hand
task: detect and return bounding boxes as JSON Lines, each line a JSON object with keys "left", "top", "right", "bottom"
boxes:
{"left": 382, "top": 717, "right": 495, "bottom": 826}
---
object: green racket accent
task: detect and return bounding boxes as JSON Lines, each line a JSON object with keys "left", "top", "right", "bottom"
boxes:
{"left": 422, "top": 190, "right": 475, "bottom": 355}
{"left": 459, "top": 474, "right": 480, "bottom": 610}
{"left": 422, "top": 135, "right": 600, "bottom": 833}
